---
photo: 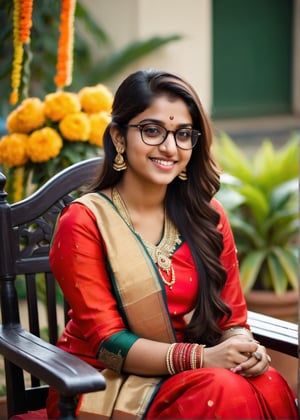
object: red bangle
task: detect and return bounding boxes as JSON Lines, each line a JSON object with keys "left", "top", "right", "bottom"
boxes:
{"left": 166, "top": 343, "right": 206, "bottom": 375}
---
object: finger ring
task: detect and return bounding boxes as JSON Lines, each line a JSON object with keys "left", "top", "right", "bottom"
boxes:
{"left": 252, "top": 351, "right": 263, "bottom": 361}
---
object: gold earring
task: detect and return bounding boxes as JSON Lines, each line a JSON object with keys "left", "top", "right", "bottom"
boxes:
{"left": 113, "top": 146, "right": 127, "bottom": 171}
{"left": 178, "top": 168, "right": 188, "bottom": 181}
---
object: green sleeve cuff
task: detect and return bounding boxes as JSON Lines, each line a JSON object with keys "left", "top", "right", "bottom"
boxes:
{"left": 97, "top": 330, "right": 139, "bottom": 373}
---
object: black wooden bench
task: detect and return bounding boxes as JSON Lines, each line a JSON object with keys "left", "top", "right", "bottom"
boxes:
{"left": 0, "top": 156, "right": 298, "bottom": 419}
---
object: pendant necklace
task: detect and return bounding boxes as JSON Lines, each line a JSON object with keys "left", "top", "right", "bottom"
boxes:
{"left": 111, "top": 187, "right": 182, "bottom": 289}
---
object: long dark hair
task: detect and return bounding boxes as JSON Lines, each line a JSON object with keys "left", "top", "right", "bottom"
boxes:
{"left": 87, "top": 69, "right": 231, "bottom": 346}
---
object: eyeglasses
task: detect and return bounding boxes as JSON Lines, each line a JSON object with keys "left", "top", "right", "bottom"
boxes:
{"left": 126, "top": 123, "right": 201, "bottom": 150}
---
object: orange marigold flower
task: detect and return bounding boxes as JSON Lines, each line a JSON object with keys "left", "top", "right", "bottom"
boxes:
{"left": 54, "top": 0, "right": 76, "bottom": 88}
{"left": 44, "top": 91, "right": 81, "bottom": 121}
{"left": 59, "top": 112, "right": 90, "bottom": 141}
{"left": 0, "top": 133, "right": 28, "bottom": 166}
{"left": 27, "top": 127, "right": 63, "bottom": 162}
{"left": 7, "top": 97, "right": 45, "bottom": 133}
{"left": 89, "top": 112, "right": 111, "bottom": 147}
{"left": 79, "top": 84, "right": 113, "bottom": 114}
{"left": 19, "top": 0, "right": 34, "bottom": 43}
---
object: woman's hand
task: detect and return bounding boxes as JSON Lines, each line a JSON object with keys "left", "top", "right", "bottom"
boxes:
{"left": 203, "top": 336, "right": 271, "bottom": 377}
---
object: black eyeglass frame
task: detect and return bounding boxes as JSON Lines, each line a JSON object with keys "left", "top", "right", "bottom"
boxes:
{"left": 126, "top": 123, "right": 201, "bottom": 150}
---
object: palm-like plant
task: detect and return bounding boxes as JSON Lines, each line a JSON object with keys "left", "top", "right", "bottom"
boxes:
{"left": 214, "top": 132, "right": 299, "bottom": 295}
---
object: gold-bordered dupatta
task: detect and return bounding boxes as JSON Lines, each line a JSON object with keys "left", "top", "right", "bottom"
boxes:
{"left": 75, "top": 193, "right": 176, "bottom": 419}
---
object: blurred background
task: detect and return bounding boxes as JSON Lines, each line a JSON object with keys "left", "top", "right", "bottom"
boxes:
{"left": 1, "top": 0, "right": 299, "bottom": 147}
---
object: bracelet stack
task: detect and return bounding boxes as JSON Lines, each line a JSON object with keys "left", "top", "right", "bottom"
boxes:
{"left": 166, "top": 343, "right": 206, "bottom": 375}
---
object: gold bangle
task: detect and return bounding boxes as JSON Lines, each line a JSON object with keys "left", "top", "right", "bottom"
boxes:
{"left": 190, "top": 344, "right": 198, "bottom": 370}
{"left": 200, "top": 344, "right": 206, "bottom": 368}
{"left": 166, "top": 343, "right": 177, "bottom": 375}
{"left": 221, "top": 327, "right": 253, "bottom": 342}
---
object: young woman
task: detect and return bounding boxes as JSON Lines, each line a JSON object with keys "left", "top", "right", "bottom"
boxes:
{"left": 47, "top": 69, "right": 298, "bottom": 419}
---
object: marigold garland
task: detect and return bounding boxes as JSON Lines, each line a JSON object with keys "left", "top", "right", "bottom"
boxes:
{"left": 10, "top": 0, "right": 34, "bottom": 105}
{"left": 19, "top": 0, "right": 34, "bottom": 43}
{"left": 10, "top": 0, "right": 75, "bottom": 104}
{"left": 10, "top": 0, "right": 23, "bottom": 105}
{"left": 54, "top": 0, "right": 76, "bottom": 88}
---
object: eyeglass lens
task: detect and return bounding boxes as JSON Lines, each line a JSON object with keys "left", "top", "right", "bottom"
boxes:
{"left": 140, "top": 124, "right": 199, "bottom": 149}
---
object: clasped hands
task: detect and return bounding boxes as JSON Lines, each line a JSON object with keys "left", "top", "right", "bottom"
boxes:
{"left": 204, "top": 335, "right": 271, "bottom": 377}
{"left": 230, "top": 338, "right": 271, "bottom": 377}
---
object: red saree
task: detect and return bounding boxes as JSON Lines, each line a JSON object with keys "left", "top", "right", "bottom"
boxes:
{"left": 47, "top": 194, "right": 298, "bottom": 419}
{"left": 146, "top": 368, "right": 297, "bottom": 419}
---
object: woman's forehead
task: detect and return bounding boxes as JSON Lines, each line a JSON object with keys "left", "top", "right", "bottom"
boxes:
{"left": 133, "top": 95, "right": 192, "bottom": 124}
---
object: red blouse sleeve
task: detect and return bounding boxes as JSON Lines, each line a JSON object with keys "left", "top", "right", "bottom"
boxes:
{"left": 50, "top": 202, "right": 127, "bottom": 356}
{"left": 211, "top": 199, "right": 249, "bottom": 330}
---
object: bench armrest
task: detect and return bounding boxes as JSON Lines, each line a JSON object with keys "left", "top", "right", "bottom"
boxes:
{"left": 248, "top": 310, "right": 298, "bottom": 357}
{"left": 0, "top": 324, "right": 106, "bottom": 396}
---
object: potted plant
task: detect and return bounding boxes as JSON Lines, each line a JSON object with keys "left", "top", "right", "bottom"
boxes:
{"left": 214, "top": 132, "right": 299, "bottom": 392}
{"left": 214, "top": 132, "right": 299, "bottom": 320}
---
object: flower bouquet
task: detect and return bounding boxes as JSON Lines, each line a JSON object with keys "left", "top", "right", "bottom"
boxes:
{"left": 0, "top": 84, "right": 112, "bottom": 201}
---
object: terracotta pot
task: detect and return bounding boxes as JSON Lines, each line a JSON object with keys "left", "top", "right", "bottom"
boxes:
{"left": 245, "top": 289, "right": 298, "bottom": 393}
{"left": 245, "top": 289, "right": 298, "bottom": 322}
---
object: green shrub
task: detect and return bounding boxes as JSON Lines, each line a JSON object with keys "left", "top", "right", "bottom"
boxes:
{"left": 214, "top": 132, "right": 299, "bottom": 295}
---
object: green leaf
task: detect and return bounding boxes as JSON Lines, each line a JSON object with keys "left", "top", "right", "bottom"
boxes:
{"left": 239, "top": 250, "right": 267, "bottom": 293}
{"left": 87, "top": 35, "right": 183, "bottom": 83}
{"left": 214, "top": 133, "right": 253, "bottom": 182}
{"left": 237, "top": 184, "right": 270, "bottom": 227}
{"left": 229, "top": 215, "right": 265, "bottom": 248}
{"left": 269, "top": 178, "right": 298, "bottom": 212}
{"left": 273, "top": 219, "right": 299, "bottom": 245}
{"left": 272, "top": 247, "right": 299, "bottom": 291}
{"left": 265, "top": 209, "right": 299, "bottom": 244}
{"left": 252, "top": 139, "right": 276, "bottom": 181}
{"left": 216, "top": 186, "right": 244, "bottom": 211}
{"left": 276, "top": 133, "right": 299, "bottom": 180}
{"left": 266, "top": 252, "right": 288, "bottom": 294}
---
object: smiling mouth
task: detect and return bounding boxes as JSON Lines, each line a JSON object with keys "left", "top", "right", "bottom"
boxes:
{"left": 151, "top": 158, "right": 175, "bottom": 167}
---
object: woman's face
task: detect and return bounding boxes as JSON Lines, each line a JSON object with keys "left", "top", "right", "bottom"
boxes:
{"left": 115, "top": 95, "right": 193, "bottom": 187}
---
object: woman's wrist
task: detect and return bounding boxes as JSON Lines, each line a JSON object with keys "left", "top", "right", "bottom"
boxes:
{"left": 165, "top": 343, "right": 206, "bottom": 375}
{"left": 220, "top": 326, "right": 254, "bottom": 342}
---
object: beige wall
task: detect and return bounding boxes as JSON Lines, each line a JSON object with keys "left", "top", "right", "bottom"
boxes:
{"left": 80, "top": 0, "right": 212, "bottom": 113}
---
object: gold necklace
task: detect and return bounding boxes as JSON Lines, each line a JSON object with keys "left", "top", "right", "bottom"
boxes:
{"left": 111, "top": 187, "right": 182, "bottom": 289}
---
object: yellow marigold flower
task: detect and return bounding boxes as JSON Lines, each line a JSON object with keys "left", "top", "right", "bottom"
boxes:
{"left": 6, "top": 97, "right": 45, "bottom": 133}
{"left": 79, "top": 84, "right": 113, "bottom": 114}
{"left": 89, "top": 112, "right": 111, "bottom": 147}
{"left": 27, "top": 127, "right": 63, "bottom": 162}
{"left": 59, "top": 111, "right": 90, "bottom": 141}
{"left": 44, "top": 91, "right": 81, "bottom": 122}
{"left": 0, "top": 133, "right": 28, "bottom": 166}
